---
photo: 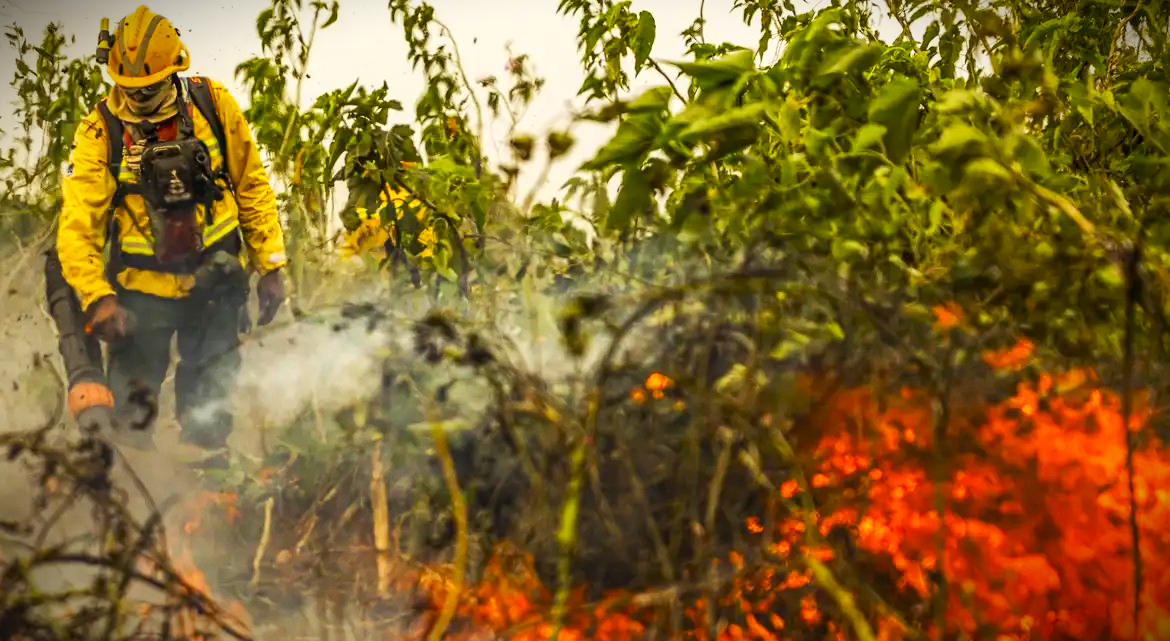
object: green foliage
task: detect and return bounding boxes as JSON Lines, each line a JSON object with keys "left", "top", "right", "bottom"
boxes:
{"left": 572, "top": 0, "right": 1170, "bottom": 376}
{"left": 0, "top": 22, "right": 106, "bottom": 242}
{"left": 555, "top": 0, "right": 659, "bottom": 101}
{"left": 235, "top": 0, "right": 346, "bottom": 285}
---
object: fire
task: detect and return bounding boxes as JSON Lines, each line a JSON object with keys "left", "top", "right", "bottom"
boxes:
{"left": 931, "top": 302, "right": 964, "bottom": 331}
{"left": 631, "top": 371, "right": 674, "bottom": 404}
{"left": 167, "top": 490, "right": 253, "bottom": 641}
{"left": 395, "top": 357, "right": 1169, "bottom": 641}
{"left": 130, "top": 334, "right": 1169, "bottom": 641}
{"left": 711, "top": 361, "right": 1168, "bottom": 641}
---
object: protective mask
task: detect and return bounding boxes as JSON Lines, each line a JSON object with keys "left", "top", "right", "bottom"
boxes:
{"left": 111, "top": 80, "right": 178, "bottom": 123}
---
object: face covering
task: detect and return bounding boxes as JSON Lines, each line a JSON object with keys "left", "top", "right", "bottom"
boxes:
{"left": 107, "top": 78, "right": 179, "bottom": 123}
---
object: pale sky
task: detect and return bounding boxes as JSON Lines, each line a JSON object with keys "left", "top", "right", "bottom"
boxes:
{"left": 0, "top": 0, "right": 901, "bottom": 212}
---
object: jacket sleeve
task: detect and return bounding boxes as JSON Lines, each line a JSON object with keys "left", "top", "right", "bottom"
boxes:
{"left": 211, "top": 80, "right": 288, "bottom": 274}
{"left": 58, "top": 114, "right": 117, "bottom": 312}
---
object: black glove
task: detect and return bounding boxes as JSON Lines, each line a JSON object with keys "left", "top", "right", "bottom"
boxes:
{"left": 238, "top": 305, "right": 253, "bottom": 335}
{"left": 86, "top": 295, "right": 135, "bottom": 342}
{"left": 256, "top": 269, "right": 285, "bottom": 326}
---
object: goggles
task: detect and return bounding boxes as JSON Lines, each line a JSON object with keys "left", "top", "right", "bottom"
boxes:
{"left": 122, "top": 79, "right": 170, "bottom": 103}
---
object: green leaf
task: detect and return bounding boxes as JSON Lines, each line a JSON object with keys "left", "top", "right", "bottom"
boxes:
{"left": 582, "top": 113, "right": 661, "bottom": 169}
{"left": 867, "top": 76, "right": 920, "bottom": 163}
{"left": 963, "top": 158, "right": 1012, "bottom": 187}
{"left": 633, "top": 11, "right": 656, "bottom": 70}
{"left": 627, "top": 86, "right": 673, "bottom": 112}
{"left": 665, "top": 102, "right": 718, "bottom": 134}
{"left": 1117, "top": 78, "right": 1170, "bottom": 153}
{"left": 932, "top": 124, "right": 989, "bottom": 159}
{"left": 606, "top": 167, "right": 653, "bottom": 233}
{"left": 774, "top": 96, "right": 803, "bottom": 142}
{"left": 667, "top": 48, "right": 755, "bottom": 90}
{"left": 1095, "top": 264, "right": 1124, "bottom": 290}
{"left": 1023, "top": 16, "right": 1070, "bottom": 51}
{"left": 922, "top": 21, "right": 941, "bottom": 47}
{"left": 321, "top": 1, "right": 341, "bottom": 29}
{"left": 705, "top": 124, "right": 764, "bottom": 161}
{"left": 1007, "top": 134, "right": 1051, "bottom": 178}
{"left": 678, "top": 102, "right": 767, "bottom": 141}
{"left": 327, "top": 128, "right": 354, "bottom": 177}
{"left": 926, "top": 200, "right": 945, "bottom": 235}
{"left": 769, "top": 336, "right": 809, "bottom": 362}
{"left": 852, "top": 123, "right": 887, "bottom": 152}
{"left": 257, "top": 8, "right": 275, "bottom": 35}
{"left": 819, "top": 42, "right": 884, "bottom": 77}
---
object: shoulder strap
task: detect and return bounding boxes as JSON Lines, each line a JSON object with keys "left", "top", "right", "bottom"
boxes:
{"left": 186, "top": 76, "right": 234, "bottom": 191}
{"left": 94, "top": 99, "right": 125, "bottom": 274}
{"left": 96, "top": 99, "right": 130, "bottom": 210}
{"left": 97, "top": 100, "right": 123, "bottom": 181}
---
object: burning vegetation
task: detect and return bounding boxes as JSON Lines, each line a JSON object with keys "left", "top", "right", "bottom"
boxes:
{"left": 4, "top": 294, "right": 1167, "bottom": 641}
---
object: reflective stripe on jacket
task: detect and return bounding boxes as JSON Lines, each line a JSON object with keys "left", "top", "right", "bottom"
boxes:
{"left": 58, "top": 77, "right": 287, "bottom": 312}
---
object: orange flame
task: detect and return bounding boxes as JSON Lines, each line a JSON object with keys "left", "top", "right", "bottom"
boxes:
{"left": 401, "top": 365, "right": 1170, "bottom": 641}
{"left": 167, "top": 490, "right": 252, "bottom": 640}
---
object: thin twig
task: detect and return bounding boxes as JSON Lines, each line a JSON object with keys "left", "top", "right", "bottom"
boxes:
{"left": 31, "top": 552, "right": 254, "bottom": 641}
{"left": 370, "top": 440, "right": 392, "bottom": 597}
{"left": 250, "top": 496, "right": 275, "bottom": 589}
{"left": 426, "top": 416, "right": 467, "bottom": 641}
{"left": 649, "top": 59, "right": 687, "bottom": 103}
{"left": 1105, "top": 1, "right": 1145, "bottom": 89}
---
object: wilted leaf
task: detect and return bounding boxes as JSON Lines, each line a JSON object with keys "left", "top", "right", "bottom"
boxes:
{"left": 321, "top": 1, "right": 341, "bottom": 29}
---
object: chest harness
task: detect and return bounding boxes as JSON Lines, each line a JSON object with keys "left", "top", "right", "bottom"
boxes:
{"left": 97, "top": 76, "right": 241, "bottom": 275}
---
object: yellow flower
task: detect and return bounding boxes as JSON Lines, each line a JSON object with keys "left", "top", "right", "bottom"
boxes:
{"left": 340, "top": 207, "right": 389, "bottom": 259}
{"left": 415, "top": 226, "right": 436, "bottom": 258}
{"left": 337, "top": 172, "right": 439, "bottom": 262}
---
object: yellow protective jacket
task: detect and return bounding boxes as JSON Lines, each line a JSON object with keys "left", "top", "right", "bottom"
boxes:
{"left": 58, "top": 77, "right": 287, "bottom": 312}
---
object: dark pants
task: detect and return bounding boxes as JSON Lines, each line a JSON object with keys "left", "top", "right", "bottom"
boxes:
{"left": 107, "top": 288, "right": 243, "bottom": 449}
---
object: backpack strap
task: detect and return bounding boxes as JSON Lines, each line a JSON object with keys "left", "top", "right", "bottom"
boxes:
{"left": 185, "top": 76, "right": 235, "bottom": 193}
{"left": 95, "top": 98, "right": 128, "bottom": 280}
{"left": 184, "top": 75, "right": 248, "bottom": 268}
{"left": 96, "top": 99, "right": 132, "bottom": 210}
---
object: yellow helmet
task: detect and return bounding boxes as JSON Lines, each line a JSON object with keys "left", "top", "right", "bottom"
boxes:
{"left": 107, "top": 5, "right": 190, "bottom": 88}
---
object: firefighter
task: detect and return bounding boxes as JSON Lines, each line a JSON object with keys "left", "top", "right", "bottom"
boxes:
{"left": 55, "top": 5, "right": 287, "bottom": 466}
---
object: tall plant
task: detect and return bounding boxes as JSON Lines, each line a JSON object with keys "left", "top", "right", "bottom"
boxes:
{"left": 0, "top": 22, "right": 106, "bottom": 243}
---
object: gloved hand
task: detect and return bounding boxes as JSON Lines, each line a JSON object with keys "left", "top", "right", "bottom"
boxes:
{"left": 256, "top": 268, "right": 285, "bottom": 326}
{"left": 85, "top": 295, "right": 132, "bottom": 342}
